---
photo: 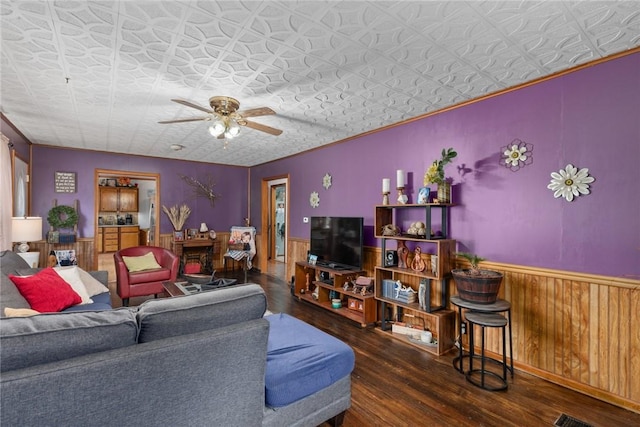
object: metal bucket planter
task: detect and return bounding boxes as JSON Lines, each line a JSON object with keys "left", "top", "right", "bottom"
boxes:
{"left": 452, "top": 269, "right": 503, "bottom": 304}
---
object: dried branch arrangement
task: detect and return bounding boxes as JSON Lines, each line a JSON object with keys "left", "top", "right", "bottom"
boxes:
{"left": 162, "top": 204, "right": 191, "bottom": 231}
{"left": 179, "top": 174, "right": 219, "bottom": 206}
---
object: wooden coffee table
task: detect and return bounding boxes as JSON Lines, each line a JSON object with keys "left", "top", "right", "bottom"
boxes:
{"left": 162, "top": 281, "right": 192, "bottom": 297}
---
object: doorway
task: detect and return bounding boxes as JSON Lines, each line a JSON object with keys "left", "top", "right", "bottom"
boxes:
{"left": 272, "top": 183, "right": 286, "bottom": 262}
{"left": 94, "top": 169, "right": 160, "bottom": 272}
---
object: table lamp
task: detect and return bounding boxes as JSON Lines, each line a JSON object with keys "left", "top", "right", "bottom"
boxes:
{"left": 12, "top": 216, "right": 43, "bottom": 267}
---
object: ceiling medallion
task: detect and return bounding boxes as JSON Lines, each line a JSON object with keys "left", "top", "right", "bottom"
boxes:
{"left": 323, "top": 173, "right": 332, "bottom": 190}
{"left": 547, "top": 164, "right": 594, "bottom": 202}
{"left": 309, "top": 191, "right": 320, "bottom": 208}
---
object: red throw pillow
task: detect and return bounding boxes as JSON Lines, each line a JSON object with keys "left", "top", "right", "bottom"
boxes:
{"left": 9, "top": 267, "right": 82, "bottom": 312}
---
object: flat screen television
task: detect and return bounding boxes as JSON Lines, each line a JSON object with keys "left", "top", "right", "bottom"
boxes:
{"left": 309, "top": 216, "right": 363, "bottom": 270}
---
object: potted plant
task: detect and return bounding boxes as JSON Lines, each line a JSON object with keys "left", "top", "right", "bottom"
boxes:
{"left": 423, "top": 147, "right": 457, "bottom": 203}
{"left": 452, "top": 252, "right": 503, "bottom": 304}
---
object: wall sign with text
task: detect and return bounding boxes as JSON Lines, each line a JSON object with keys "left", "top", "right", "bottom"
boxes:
{"left": 54, "top": 171, "right": 77, "bottom": 193}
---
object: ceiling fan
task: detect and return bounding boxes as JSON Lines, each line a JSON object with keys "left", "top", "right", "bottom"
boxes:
{"left": 159, "top": 96, "right": 283, "bottom": 138}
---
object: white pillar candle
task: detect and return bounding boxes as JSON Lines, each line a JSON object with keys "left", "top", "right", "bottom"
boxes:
{"left": 382, "top": 178, "right": 390, "bottom": 193}
{"left": 396, "top": 170, "right": 405, "bottom": 188}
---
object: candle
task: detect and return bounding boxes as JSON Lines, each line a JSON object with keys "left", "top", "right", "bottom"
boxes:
{"left": 396, "top": 170, "right": 405, "bottom": 188}
{"left": 382, "top": 178, "right": 390, "bottom": 193}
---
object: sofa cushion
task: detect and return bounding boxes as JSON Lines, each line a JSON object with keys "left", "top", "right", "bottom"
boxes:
{"left": 264, "top": 313, "right": 355, "bottom": 407}
{"left": 123, "top": 252, "right": 162, "bottom": 272}
{"left": 0, "top": 308, "right": 138, "bottom": 372}
{"left": 137, "top": 283, "right": 267, "bottom": 343}
{"left": 0, "top": 251, "right": 31, "bottom": 313}
{"left": 53, "top": 266, "right": 94, "bottom": 305}
{"left": 4, "top": 307, "right": 40, "bottom": 317}
{"left": 17, "top": 266, "right": 110, "bottom": 298}
{"left": 62, "top": 292, "right": 112, "bottom": 312}
{"left": 9, "top": 268, "right": 81, "bottom": 312}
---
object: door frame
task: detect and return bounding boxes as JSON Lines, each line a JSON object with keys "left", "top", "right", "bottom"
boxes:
{"left": 259, "top": 175, "right": 288, "bottom": 272}
{"left": 93, "top": 169, "right": 160, "bottom": 270}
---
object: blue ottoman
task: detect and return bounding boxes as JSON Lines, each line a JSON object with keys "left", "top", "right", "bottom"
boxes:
{"left": 264, "top": 313, "right": 355, "bottom": 407}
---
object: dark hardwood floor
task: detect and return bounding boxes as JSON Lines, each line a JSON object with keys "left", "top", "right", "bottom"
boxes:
{"left": 110, "top": 259, "right": 640, "bottom": 427}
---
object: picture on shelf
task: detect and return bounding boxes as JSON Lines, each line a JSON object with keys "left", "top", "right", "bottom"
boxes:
{"left": 55, "top": 250, "right": 77, "bottom": 267}
{"left": 187, "top": 228, "right": 198, "bottom": 240}
{"left": 417, "top": 187, "right": 431, "bottom": 204}
{"left": 173, "top": 231, "right": 184, "bottom": 241}
{"left": 308, "top": 254, "right": 318, "bottom": 265}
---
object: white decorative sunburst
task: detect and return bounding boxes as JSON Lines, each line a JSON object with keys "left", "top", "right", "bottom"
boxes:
{"left": 547, "top": 164, "right": 595, "bottom": 202}
{"left": 323, "top": 173, "right": 332, "bottom": 190}
{"left": 309, "top": 191, "right": 320, "bottom": 208}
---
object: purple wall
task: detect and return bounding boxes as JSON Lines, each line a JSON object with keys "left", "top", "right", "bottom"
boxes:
{"left": 251, "top": 52, "right": 640, "bottom": 278}
{"left": 29, "top": 147, "right": 248, "bottom": 237}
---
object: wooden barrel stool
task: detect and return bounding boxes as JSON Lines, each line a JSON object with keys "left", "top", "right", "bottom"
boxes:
{"left": 465, "top": 311, "right": 511, "bottom": 391}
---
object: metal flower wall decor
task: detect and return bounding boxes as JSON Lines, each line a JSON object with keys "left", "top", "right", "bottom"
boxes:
{"left": 547, "top": 164, "right": 595, "bottom": 202}
{"left": 179, "top": 174, "right": 219, "bottom": 206}
{"left": 309, "top": 191, "right": 320, "bottom": 208}
{"left": 500, "top": 139, "right": 533, "bottom": 171}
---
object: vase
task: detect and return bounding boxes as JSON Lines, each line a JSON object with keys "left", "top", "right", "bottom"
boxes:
{"left": 437, "top": 182, "right": 451, "bottom": 203}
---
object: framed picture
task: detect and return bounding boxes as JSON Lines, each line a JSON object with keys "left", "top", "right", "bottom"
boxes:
{"left": 173, "top": 231, "right": 184, "bottom": 241}
{"left": 308, "top": 254, "right": 318, "bottom": 265}
{"left": 55, "top": 250, "right": 77, "bottom": 267}
{"left": 417, "top": 187, "right": 431, "bottom": 204}
{"left": 106, "top": 178, "right": 117, "bottom": 187}
{"left": 187, "top": 228, "right": 198, "bottom": 239}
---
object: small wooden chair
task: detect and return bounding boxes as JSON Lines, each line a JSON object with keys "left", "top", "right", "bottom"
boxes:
{"left": 223, "top": 226, "right": 256, "bottom": 283}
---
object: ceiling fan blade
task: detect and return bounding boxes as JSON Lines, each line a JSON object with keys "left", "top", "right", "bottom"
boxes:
{"left": 238, "top": 107, "right": 275, "bottom": 118}
{"left": 171, "top": 99, "right": 214, "bottom": 114}
{"left": 158, "top": 116, "right": 210, "bottom": 124}
{"left": 243, "top": 120, "right": 283, "bottom": 136}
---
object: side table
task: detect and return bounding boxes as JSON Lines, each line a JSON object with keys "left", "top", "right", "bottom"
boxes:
{"left": 450, "top": 296, "right": 513, "bottom": 378}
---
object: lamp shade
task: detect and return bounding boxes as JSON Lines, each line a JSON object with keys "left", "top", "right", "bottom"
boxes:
{"left": 12, "top": 217, "right": 43, "bottom": 251}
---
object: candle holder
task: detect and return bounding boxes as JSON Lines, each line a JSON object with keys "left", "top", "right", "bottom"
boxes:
{"left": 397, "top": 187, "right": 408, "bottom": 204}
{"left": 382, "top": 191, "right": 390, "bottom": 205}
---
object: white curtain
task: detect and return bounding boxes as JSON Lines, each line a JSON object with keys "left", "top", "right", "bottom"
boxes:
{"left": 1, "top": 134, "right": 13, "bottom": 250}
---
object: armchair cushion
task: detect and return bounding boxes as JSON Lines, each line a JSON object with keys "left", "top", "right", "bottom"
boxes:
{"left": 128, "top": 268, "right": 171, "bottom": 285}
{"left": 122, "top": 252, "right": 163, "bottom": 272}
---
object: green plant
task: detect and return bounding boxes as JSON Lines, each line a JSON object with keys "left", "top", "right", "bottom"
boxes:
{"left": 423, "top": 147, "right": 457, "bottom": 185}
{"left": 457, "top": 252, "right": 486, "bottom": 274}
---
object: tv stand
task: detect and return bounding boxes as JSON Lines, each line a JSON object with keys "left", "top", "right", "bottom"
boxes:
{"left": 294, "top": 261, "right": 375, "bottom": 327}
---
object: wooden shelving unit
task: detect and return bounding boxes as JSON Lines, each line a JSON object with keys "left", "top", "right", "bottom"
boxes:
{"left": 294, "top": 261, "right": 375, "bottom": 327}
{"left": 374, "top": 203, "right": 456, "bottom": 355}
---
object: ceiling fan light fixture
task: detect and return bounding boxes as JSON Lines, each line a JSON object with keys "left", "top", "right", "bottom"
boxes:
{"left": 209, "top": 116, "right": 226, "bottom": 137}
{"left": 225, "top": 118, "right": 241, "bottom": 139}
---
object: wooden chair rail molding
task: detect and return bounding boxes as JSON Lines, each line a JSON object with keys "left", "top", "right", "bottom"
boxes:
{"left": 286, "top": 240, "right": 640, "bottom": 414}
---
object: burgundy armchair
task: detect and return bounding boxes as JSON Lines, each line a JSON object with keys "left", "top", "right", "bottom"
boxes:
{"left": 114, "top": 246, "right": 179, "bottom": 306}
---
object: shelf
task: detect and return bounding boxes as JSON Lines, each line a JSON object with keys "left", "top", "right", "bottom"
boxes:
{"left": 294, "top": 261, "right": 375, "bottom": 327}
{"left": 374, "top": 202, "right": 456, "bottom": 356}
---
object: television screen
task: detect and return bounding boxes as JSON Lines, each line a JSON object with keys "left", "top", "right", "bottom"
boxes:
{"left": 309, "top": 216, "right": 363, "bottom": 270}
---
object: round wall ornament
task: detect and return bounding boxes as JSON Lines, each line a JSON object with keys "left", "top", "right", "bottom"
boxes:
{"left": 309, "top": 191, "right": 320, "bottom": 208}
{"left": 323, "top": 173, "right": 332, "bottom": 190}
{"left": 547, "top": 164, "right": 594, "bottom": 202}
{"left": 47, "top": 205, "right": 78, "bottom": 228}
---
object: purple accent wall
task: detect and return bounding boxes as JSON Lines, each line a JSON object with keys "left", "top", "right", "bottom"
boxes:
{"left": 29, "top": 147, "right": 248, "bottom": 237}
{"left": 251, "top": 52, "right": 640, "bottom": 278}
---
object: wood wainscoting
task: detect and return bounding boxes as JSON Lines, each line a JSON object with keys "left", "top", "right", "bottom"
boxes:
{"left": 286, "top": 238, "right": 640, "bottom": 413}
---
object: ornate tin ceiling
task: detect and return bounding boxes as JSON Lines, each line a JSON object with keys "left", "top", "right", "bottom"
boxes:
{"left": 1, "top": 1, "right": 639, "bottom": 166}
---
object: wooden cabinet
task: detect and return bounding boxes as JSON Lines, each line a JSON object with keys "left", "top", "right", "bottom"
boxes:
{"left": 119, "top": 226, "right": 139, "bottom": 250}
{"left": 99, "top": 187, "right": 138, "bottom": 212}
{"left": 294, "top": 262, "right": 375, "bottom": 327}
{"left": 374, "top": 203, "right": 456, "bottom": 355}
{"left": 102, "top": 227, "right": 119, "bottom": 253}
{"left": 99, "top": 226, "right": 139, "bottom": 253}
{"left": 118, "top": 188, "right": 138, "bottom": 212}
